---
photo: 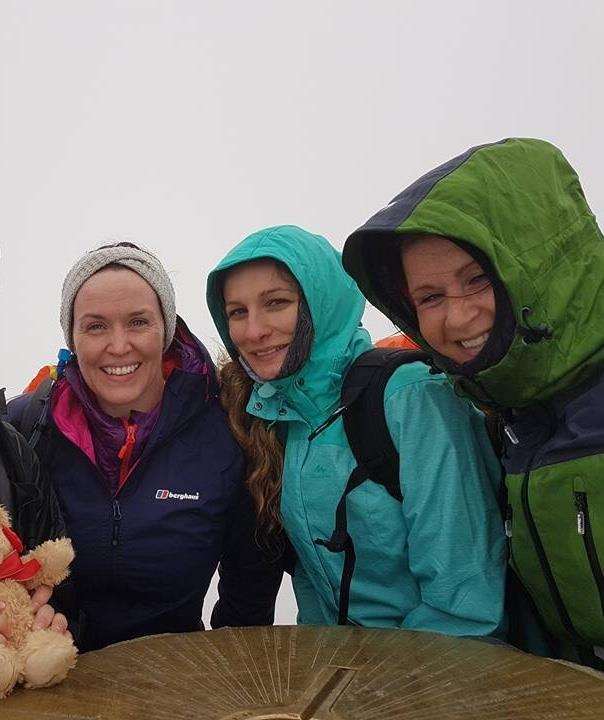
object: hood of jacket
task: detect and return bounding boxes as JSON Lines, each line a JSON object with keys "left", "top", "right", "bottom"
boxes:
{"left": 343, "top": 138, "right": 604, "bottom": 408}
{"left": 206, "top": 225, "right": 371, "bottom": 424}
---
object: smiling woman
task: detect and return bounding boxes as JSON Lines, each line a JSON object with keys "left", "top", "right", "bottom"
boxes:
{"left": 72, "top": 267, "right": 166, "bottom": 417}
{"left": 223, "top": 259, "right": 301, "bottom": 381}
{"left": 8, "top": 242, "right": 282, "bottom": 653}
{"left": 342, "top": 137, "right": 604, "bottom": 668}
{"left": 401, "top": 235, "right": 495, "bottom": 365}
{"left": 207, "top": 224, "right": 506, "bottom": 639}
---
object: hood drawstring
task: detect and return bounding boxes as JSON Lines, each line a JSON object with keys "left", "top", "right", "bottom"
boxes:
{"left": 308, "top": 403, "right": 349, "bottom": 442}
{"left": 517, "top": 307, "right": 554, "bottom": 345}
{"left": 425, "top": 356, "right": 444, "bottom": 375}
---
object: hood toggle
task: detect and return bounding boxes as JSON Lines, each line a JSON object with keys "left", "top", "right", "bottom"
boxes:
{"left": 517, "top": 307, "right": 554, "bottom": 345}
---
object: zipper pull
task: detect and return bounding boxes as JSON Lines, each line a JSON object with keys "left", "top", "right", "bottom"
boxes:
{"left": 118, "top": 423, "right": 137, "bottom": 460}
{"left": 504, "top": 506, "right": 513, "bottom": 538}
{"left": 118, "top": 421, "right": 138, "bottom": 488}
{"left": 503, "top": 424, "right": 519, "bottom": 445}
{"left": 575, "top": 493, "right": 586, "bottom": 536}
{"left": 112, "top": 499, "right": 122, "bottom": 546}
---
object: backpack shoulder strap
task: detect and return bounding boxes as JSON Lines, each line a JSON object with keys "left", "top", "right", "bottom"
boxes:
{"left": 341, "top": 347, "right": 431, "bottom": 501}
{"left": 0, "top": 422, "right": 14, "bottom": 513}
{"left": 0, "top": 388, "right": 7, "bottom": 422}
{"left": 0, "top": 420, "right": 32, "bottom": 517}
{"left": 314, "top": 346, "right": 431, "bottom": 625}
{"left": 13, "top": 378, "right": 54, "bottom": 450}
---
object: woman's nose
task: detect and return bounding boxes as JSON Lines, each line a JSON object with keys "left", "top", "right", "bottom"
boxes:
{"left": 445, "top": 293, "right": 482, "bottom": 331}
{"left": 245, "top": 313, "right": 271, "bottom": 342}
{"left": 107, "top": 327, "right": 132, "bottom": 354}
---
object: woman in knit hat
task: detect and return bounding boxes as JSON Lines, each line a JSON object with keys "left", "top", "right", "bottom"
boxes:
{"left": 8, "top": 241, "right": 282, "bottom": 652}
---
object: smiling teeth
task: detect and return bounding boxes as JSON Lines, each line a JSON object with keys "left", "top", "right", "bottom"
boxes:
{"left": 460, "top": 333, "right": 489, "bottom": 349}
{"left": 103, "top": 363, "right": 140, "bottom": 376}
{"left": 254, "top": 345, "right": 288, "bottom": 357}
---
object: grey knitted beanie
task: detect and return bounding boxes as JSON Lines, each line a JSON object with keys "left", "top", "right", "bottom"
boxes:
{"left": 60, "top": 242, "right": 176, "bottom": 351}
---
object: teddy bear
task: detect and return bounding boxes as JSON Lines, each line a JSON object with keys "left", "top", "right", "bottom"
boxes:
{"left": 0, "top": 505, "right": 77, "bottom": 698}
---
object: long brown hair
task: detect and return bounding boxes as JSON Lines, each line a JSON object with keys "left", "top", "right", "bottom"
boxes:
{"left": 219, "top": 358, "right": 285, "bottom": 540}
{"left": 217, "top": 258, "right": 309, "bottom": 544}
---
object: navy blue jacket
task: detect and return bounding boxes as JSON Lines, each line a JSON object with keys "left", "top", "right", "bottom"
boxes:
{"left": 10, "top": 363, "right": 282, "bottom": 652}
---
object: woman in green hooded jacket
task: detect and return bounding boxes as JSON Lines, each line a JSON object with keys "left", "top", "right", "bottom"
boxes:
{"left": 206, "top": 225, "right": 506, "bottom": 636}
{"left": 342, "top": 138, "right": 604, "bottom": 667}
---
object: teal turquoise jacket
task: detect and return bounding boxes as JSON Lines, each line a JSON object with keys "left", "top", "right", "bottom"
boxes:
{"left": 207, "top": 225, "right": 506, "bottom": 635}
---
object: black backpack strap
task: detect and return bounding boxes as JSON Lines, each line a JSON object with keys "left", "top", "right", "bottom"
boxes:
{"left": 0, "top": 388, "right": 7, "bottom": 421}
{"left": 18, "top": 378, "right": 54, "bottom": 451}
{"left": 0, "top": 422, "right": 13, "bottom": 512}
{"left": 314, "top": 347, "right": 431, "bottom": 625}
{"left": 314, "top": 462, "right": 376, "bottom": 625}
{"left": 341, "top": 347, "right": 430, "bottom": 501}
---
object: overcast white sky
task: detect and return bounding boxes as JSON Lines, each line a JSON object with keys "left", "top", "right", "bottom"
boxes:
{"left": 1, "top": 0, "right": 602, "bottom": 624}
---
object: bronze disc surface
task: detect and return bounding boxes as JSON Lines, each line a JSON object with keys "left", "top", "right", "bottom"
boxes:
{"left": 3, "top": 625, "right": 603, "bottom": 719}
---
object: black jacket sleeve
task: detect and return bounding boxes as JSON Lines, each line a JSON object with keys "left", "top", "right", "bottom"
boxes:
{"left": 0, "top": 420, "right": 65, "bottom": 545}
{"left": 0, "top": 420, "right": 85, "bottom": 645}
{"left": 211, "top": 479, "right": 283, "bottom": 628}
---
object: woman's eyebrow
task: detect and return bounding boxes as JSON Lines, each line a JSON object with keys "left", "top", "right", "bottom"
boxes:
{"left": 456, "top": 259, "right": 482, "bottom": 276}
{"left": 408, "top": 282, "right": 439, "bottom": 296}
{"left": 408, "top": 260, "right": 482, "bottom": 296}
{"left": 225, "top": 285, "right": 298, "bottom": 307}
{"left": 259, "top": 286, "right": 297, "bottom": 297}
{"left": 78, "top": 308, "right": 151, "bottom": 321}
{"left": 77, "top": 313, "right": 105, "bottom": 324}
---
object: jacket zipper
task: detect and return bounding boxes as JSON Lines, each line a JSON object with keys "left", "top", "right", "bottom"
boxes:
{"left": 574, "top": 491, "right": 604, "bottom": 614}
{"left": 111, "top": 499, "right": 122, "bottom": 547}
{"left": 504, "top": 504, "right": 513, "bottom": 539}
{"left": 57, "top": 415, "right": 192, "bottom": 552}
{"left": 521, "top": 462, "right": 585, "bottom": 644}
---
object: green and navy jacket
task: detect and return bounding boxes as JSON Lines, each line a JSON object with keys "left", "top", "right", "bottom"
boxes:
{"left": 207, "top": 225, "right": 505, "bottom": 636}
{"left": 343, "top": 138, "right": 604, "bottom": 659}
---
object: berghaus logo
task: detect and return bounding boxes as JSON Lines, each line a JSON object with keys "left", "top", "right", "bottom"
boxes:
{"left": 155, "top": 489, "right": 200, "bottom": 501}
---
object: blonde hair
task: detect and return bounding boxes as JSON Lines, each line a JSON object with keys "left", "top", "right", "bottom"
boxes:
{"left": 219, "top": 358, "right": 285, "bottom": 543}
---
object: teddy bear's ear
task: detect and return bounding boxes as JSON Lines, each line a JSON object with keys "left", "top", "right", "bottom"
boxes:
{"left": 0, "top": 505, "right": 12, "bottom": 528}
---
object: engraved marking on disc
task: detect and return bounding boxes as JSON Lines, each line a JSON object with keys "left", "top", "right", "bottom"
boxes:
{"left": 223, "top": 665, "right": 357, "bottom": 720}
